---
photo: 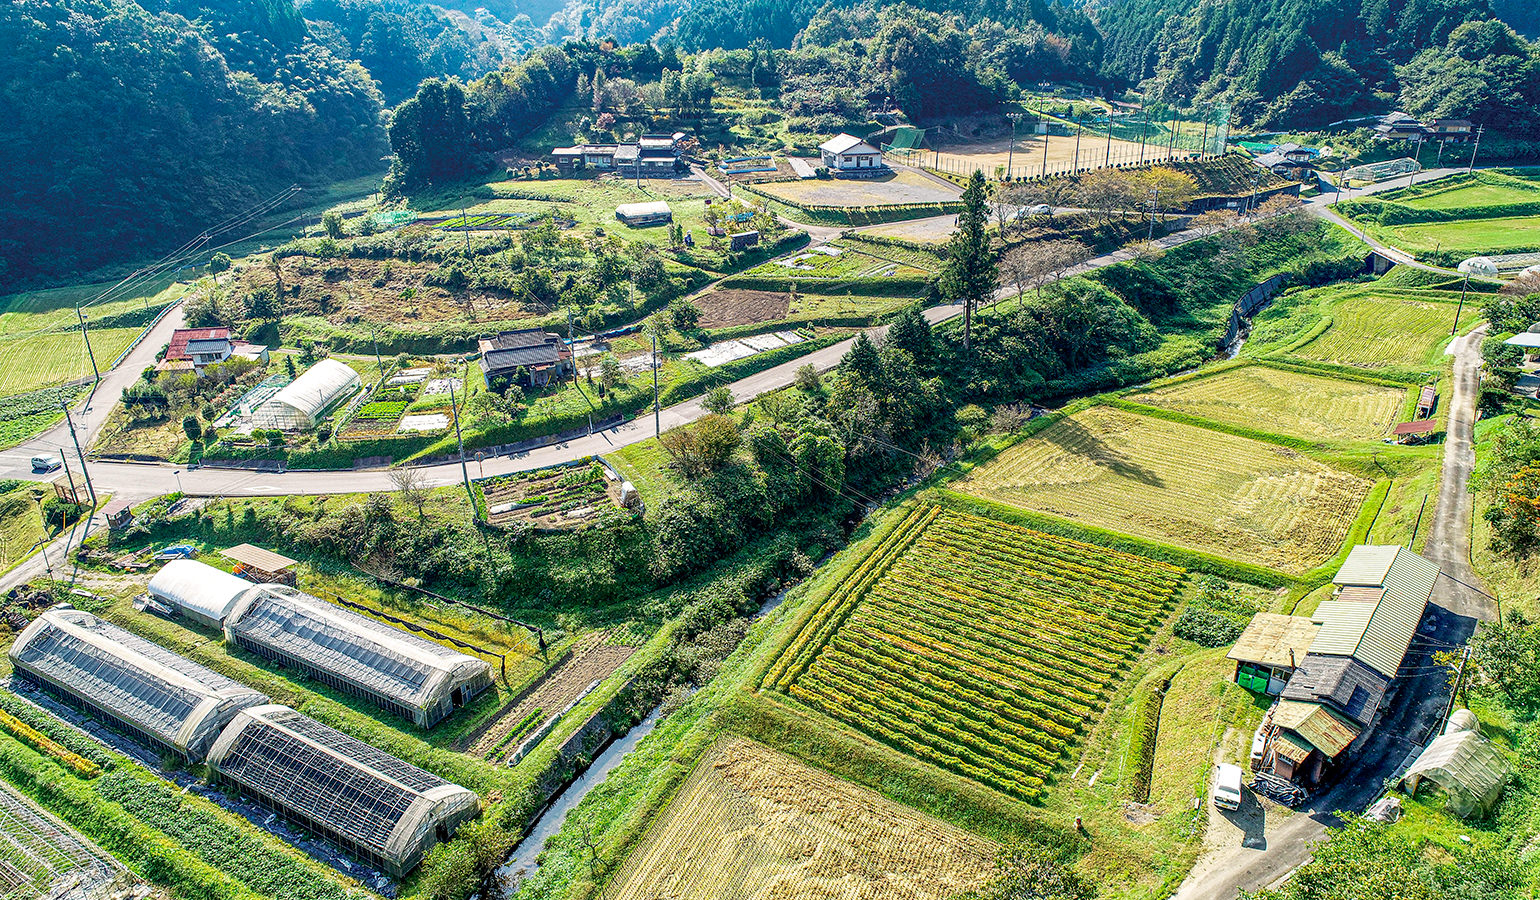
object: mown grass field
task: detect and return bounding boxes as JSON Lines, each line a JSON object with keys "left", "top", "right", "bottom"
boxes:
{"left": 0, "top": 328, "right": 141, "bottom": 398}
{"left": 1367, "top": 169, "right": 1540, "bottom": 212}
{"left": 958, "top": 406, "right": 1371, "bottom": 573}
{"left": 1244, "top": 281, "right": 1471, "bottom": 376}
{"left": 609, "top": 736, "right": 996, "bottom": 900}
{"left": 1125, "top": 365, "right": 1407, "bottom": 440}
{"left": 1377, "top": 215, "right": 1540, "bottom": 257}
{"left": 763, "top": 505, "right": 1185, "bottom": 800}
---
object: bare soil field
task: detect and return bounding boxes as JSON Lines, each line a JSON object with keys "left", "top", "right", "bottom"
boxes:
{"left": 912, "top": 132, "right": 1197, "bottom": 179}
{"left": 465, "top": 632, "right": 637, "bottom": 761}
{"left": 753, "top": 170, "right": 960, "bottom": 207}
{"left": 694, "top": 290, "right": 792, "bottom": 329}
{"left": 857, "top": 214, "right": 959, "bottom": 244}
{"left": 609, "top": 736, "right": 996, "bottom": 900}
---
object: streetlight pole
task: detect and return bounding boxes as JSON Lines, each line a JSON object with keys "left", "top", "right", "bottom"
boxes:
{"left": 30, "top": 491, "right": 54, "bottom": 581}
{"left": 1454, "top": 257, "right": 1498, "bottom": 334}
{"left": 172, "top": 469, "right": 183, "bottom": 495}
{"left": 651, "top": 330, "right": 661, "bottom": 438}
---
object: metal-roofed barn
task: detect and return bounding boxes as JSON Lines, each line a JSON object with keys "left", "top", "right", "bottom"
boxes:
{"left": 206, "top": 705, "right": 479, "bottom": 876}
{"left": 148, "top": 558, "right": 257, "bottom": 629}
{"left": 9, "top": 607, "right": 269, "bottom": 762}
{"left": 224, "top": 585, "right": 494, "bottom": 728}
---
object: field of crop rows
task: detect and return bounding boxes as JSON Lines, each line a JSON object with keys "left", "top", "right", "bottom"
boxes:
{"left": 764, "top": 506, "right": 1184, "bottom": 801}
{"left": 1126, "top": 365, "right": 1406, "bottom": 440}
{"left": 1287, "top": 290, "right": 1461, "bottom": 371}
{"left": 609, "top": 736, "right": 996, "bottom": 900}
{"left": 959, "top": 406, "right": 1370, "bottom": 573}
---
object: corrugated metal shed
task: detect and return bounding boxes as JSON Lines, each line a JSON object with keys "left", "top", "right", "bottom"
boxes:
{"left": 1274, "top": 730, "right": 1315, "bottom": 763}
{"left": 1274, "top": 700, "right": 1361, "bottom": 757}
{"left": 1333, "top": 545, "right": 1400, "bottom": 586}
{"left": 1279, "top": 655, "right": 1391, "bottom": 726}
{"left": 222, "top": 544, "right": 296, "bottom": 574}
{"left": 1227, "top": 613, "right": 1319, "bottom": 668}
{"left": 1311, "top": 546, "right": 1438, "bottom": 678}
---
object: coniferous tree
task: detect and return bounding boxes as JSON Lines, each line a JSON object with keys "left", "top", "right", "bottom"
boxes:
{"left": 941, "top": 170, "right": 996, "bottom": 352}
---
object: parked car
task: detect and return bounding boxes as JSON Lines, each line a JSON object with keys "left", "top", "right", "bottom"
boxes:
{"left": 1213, "top": 763, "right": 1244, "bottom": 810}
{"left": 30, "top": 454, "right": 61, "bottom": 473}
{"left": 1010, "top": 204, "right": 1055, "bottom": 221}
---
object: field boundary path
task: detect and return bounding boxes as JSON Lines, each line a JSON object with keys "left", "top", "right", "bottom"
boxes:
{"left": 1172, "top": 324, "right": 1494, "bottom": 900}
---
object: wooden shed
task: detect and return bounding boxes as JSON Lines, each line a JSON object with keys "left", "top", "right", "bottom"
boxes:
{"left": 1227, "top": 613, "right": 1320, "bottom": 695}
{"left": 222, "top": 544, "right": 298, "bottom": 586}
{"left": 1391, "top": 419, "right": 1440, "bottom": 444}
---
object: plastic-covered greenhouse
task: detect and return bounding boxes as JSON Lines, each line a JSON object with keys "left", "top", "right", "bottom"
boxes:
{"left": 148, "top": 558, "right": 257, "bottom": 629}
{"left": 251, "top": 358, "right": 359, "bottom": 431}
{"left": 207, "top": 705, "right": 479, "bottom": 876}
{"left": 9, "top": 607, "right": 269, "bottom": 762}
{"left": 1399, "top": 715, "right": 1510, "bottom": 818}
{"left": 224, "top": 585, "right": 494, "bottom": 728}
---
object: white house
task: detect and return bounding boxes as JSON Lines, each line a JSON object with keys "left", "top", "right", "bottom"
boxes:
{"left": 819, "top": 134, "right": 885, "bottom": 172}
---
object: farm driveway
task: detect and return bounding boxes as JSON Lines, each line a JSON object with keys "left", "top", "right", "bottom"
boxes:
{"left": 1171, "top": 324, "right": 1494, "bottom": 900}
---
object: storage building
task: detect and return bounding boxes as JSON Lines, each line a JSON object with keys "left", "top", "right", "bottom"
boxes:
{"left": 9, "top": 607, "right": 268, "bottom": 762}
{"left": 148, "top": 558, "right": 257, "bottom": 630}
{"left": 818, "top": 134, "right": 885, "bottom": 172}
{"left": 252, "top": 359, "right": 360, "bottom": 431}
{"left": 614, "top": 201, "right": 672, "bottom": 227}
{"left": 224, "top": 585, "right": 494, "bottom": 728}
{"left": 207, "top": 705, "right": 479, "bottom": 876}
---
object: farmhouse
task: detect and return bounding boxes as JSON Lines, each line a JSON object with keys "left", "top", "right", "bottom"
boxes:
{"left": 9, "top": 607, "right": 269, "bottom": 762}
{"left": 479, "top": 328, "right": 574, "bottom": 389}
{"left": 615, "top": 201, "right": 673, "bottom": 227}
{"left": 1244, "top": 545, "right": 1439, "bottom": 788}
{"left": 550, "top": 132, "right": 687, "bottom": 177}
{"left": 162, "top": 327, "right": 269, "bottom": 372}
{"left": 818, "top": 134, "right": 886, "bottom": 173}
{"left": 251, "top": 358, "right": 360, "bottom": 431}
{"left": 206, "top": 705, "right": 479, "bottom": 876}
{"left": 223, "top": 583, "right": 495, "bottom": 728}
{"left": 1251, "top": 143, "right": 1318, "bottom": 182}
{"left": 1427, "top": 119, "right": 1474, "bottom": 142}
{"left": 1374, "top": 112, "right": 1427, "bottom": 141}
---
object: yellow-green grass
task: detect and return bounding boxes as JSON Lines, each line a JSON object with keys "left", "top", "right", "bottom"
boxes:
{"left": 0, "top": 327, "right": 142, "bottom": 398}
{"left": 0, "top": 491, "right": 46, "bottom": 575}
{"left": 474, "top": 177, "right": 720, "bottom": 248}
{"left": 1387, "top": 172, "right": 1540, "bottom": 211}
{"left": 0, "top": 283, "right": 183, "bottom": 338}
{"left": 763, "top": 505, "right": 1186, "bottom": 801}
{"left": 1369, "top": 215, "right": 1540, "bottom": 257}
{"left": 958, "top": 406, "right": 1371, "bottom": 573}
{"left": 608, "top": 736, "right": 996, "bottom": 900}
{"left": 1126, "top": 365, "right": 1406, "bottom": 441}
{"left": 1285, "top": 291, "right": 1463, "bottom": 372}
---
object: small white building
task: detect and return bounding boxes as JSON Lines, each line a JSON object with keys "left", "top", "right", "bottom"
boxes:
{"left": 819, "top": 134, "right": 885, "bottom": 172}
{"left": 148, "top": 558, "right": 257, "bottom": 630}
{"left": 252, "top": 358, "right": 360, "bottom": 431}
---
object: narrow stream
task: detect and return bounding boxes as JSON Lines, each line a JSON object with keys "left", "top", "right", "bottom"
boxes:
{"left": 494, "top": 585, "right": 795, "bottom": 896}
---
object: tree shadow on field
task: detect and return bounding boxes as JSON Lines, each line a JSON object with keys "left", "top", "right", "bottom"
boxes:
{"left": 1044, "top": 416, "right": 1165, "bottom": 487}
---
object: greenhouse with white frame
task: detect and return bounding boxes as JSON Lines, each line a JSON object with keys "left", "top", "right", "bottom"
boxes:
{"left": 9, "top": 607, "right": 269, "bottom": 762}
{"left": 206, "top": 705, "right": 479, "bottom": 876}
{"left": 251, "top": 358, "right": 360, "bottom": 431}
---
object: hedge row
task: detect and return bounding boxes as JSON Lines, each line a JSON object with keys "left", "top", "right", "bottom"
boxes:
{"left": 717, "top": 273, "right": 931, "bottom": 297}
{"left": 1337, "top": 196, "right": 1540, "bottom": 226}
{"left": 734, "top": 184, "right": 961, "bottom": 225}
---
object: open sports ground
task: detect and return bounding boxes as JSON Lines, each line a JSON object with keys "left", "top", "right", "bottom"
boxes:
{"left": 892, "top": 131, "right": 1197, "bottom": 181}
{"left": 1125, "top": 364, "right": 1408, "bottom": 441}
{"left": 957, "top": 405, "right": 1371, "bottom": 573}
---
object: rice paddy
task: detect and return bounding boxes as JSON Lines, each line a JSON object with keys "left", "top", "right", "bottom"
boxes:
{"left": 1125, "top": 365, "right": 1407, "bottom": 440}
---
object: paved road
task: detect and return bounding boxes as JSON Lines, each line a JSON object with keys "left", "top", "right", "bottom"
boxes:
{"left": 1172, "top": 324, "right": 1494, "bottom": 899}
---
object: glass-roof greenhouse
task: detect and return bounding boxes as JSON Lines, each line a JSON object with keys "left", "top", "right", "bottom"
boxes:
{"left": 8, "top": 607, "right": 269, "bottom": 761}
{"left": 207, "top": 705, "right": 479, "bottom": 876}
{"left": 224, "top": 585, "right": 494, "bottom": 727}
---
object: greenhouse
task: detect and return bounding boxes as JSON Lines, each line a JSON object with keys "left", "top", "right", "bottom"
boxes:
{"left": 1399, "top": 713, "right": 1510, "bottom": 819}
{"left": 224, "top": 585, "right": 494, "bottom": 728}
{"left": 147, "top": 558, "right": 258, "bottom": 629}
{"left": 9, "top": 607, "right": 269, "bottom": 762}
{"left": 251, "top": 358, "right": 360, "bottom": 431}
{"left": 206, "top": 705, "right": 479, "bottom": 876}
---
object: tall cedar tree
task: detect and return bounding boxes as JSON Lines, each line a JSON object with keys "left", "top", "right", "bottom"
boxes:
{"left": 942, "top": 170, "right": 997, "bottom": 351}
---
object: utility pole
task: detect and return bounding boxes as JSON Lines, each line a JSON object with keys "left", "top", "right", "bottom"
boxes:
{"left": 30, "top": 492, "right": 54, "bottom": 581}
{"left": 1199, "top": 104, "right": 1211, "bottom": 158}
{"left": 1467, "top": 125, "right": 1483, "bottom": 173}
{"left": 1408, "top": 135, "right": 1424, "bottom": 186}
{"left": 61, "top": 405, "right": 96, "bottom": 509}
{"left": 1005, "top": 112, "right": 1024, "bottom": 179}
{"left": 1041, "top": 111, "right": 1050, "bottom": 180}
{"left": 77, "top": 308, "right": 100, "bottom": 384}
{"left": 446, "top": 379, "right": 476, "bottom": 510}
{"left": 1137, "top": 106, "right": 1150, "bottom": 166}
{"left": 1147, "top": 187, "right": 1160, "bottom": 242}
{"left": 651, "top": 330, "right": 661, "bottom": 438}
{"left": 1072, "top": 115, "right": 1082, "bottom": 171}
{"left": 370, "top": 325, "right": 383, "bottom": 376}
{"left": 460, "top": 206, "right": 471, "bottom": 254}
{"left": 1104, "top": 118, "right": 1113, "bottom": 168}
{"left": 58, "top": 449, "right": 79, "bottom": 505}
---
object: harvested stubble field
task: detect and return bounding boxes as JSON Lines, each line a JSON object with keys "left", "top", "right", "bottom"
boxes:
{"left": 0, "top": 328, "right": 141, "bottom": 397}
{"left": 1282, "top": 289, "right": 1461, "bottom": 371}
{"left": 763, "top": 506, "right": 1185, "bottom": 801}
{"left": 910, "top": 132, "right": 1189, "bottom": 177}
{"left": 1125, "top": 365, "right": 1406, "bottom": 440}
{"left": 959, "top": 406, "right": 1370, "bottom": 573}
{"left": 609, "top": 735, "right": 996, "bottom": 900}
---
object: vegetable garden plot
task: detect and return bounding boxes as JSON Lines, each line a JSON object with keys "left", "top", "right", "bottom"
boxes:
{"left": 609, "top": 736, "right": 995, "bottom": 900}
{"left": 763, "top": 506, "right": 1185, "bottom": 801}
{"left": 958, "top": 406, "right": 1370, "bottom": 573}
{"left": 1125, "top": 365, "right": 1406, "bottom": 440}
{"left": 478, "top": 461, "right": 623, "bottom": 529}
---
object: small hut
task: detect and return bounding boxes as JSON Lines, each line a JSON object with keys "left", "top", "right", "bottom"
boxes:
{"left": 222, "top": 544, "right": 298, "bottom": 586}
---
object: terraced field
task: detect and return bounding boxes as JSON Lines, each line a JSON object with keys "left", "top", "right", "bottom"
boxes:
{"left": 958, "top": 406, "right": 1370, "bottom": 572}
{"left": 0, "top": 327, "right": 140, "bottom": 397}
{"left": 763, "top": 506, "right": 1185, "bottom": 800}
{"left": 610, "top": 736, "right": 996, "bottom": 900}
{"left": 1284, "top": 291, "right": 1458, "bottom": 372}
{"left": 1126, "top": 365, "right": 1406, "bottom": 440}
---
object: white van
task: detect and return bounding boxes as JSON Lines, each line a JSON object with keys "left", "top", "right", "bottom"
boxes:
{"left": 31, "top": 454, "right": 61, "bottom": 473}
{"left": 1213, "top": 763, "right": 1244, "bottom": 810}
